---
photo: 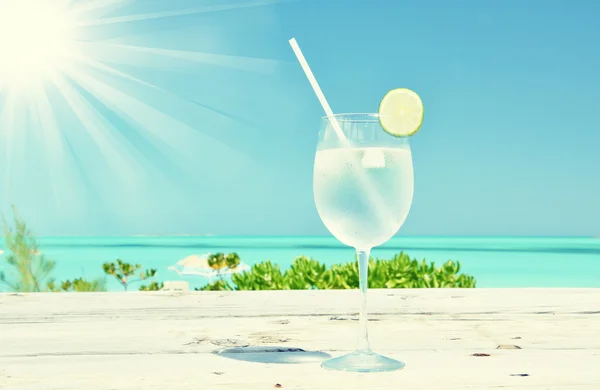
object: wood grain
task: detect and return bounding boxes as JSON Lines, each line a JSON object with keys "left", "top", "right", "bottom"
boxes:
{"left": 1, "top": 289, "right": 599, "bottom": 389}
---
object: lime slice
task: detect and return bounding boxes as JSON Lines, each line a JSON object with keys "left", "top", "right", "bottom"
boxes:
{"left": 378, "top": 88, "right": 424, "bottom": 137}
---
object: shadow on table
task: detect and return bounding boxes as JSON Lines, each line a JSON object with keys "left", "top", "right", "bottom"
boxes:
{"left": 213, "top": 346, "right": 332, "bottom": 364}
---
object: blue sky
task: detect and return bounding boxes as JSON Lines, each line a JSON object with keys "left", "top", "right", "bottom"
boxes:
{"left": 0, "top": 0, "right": 599, "bottom": 237}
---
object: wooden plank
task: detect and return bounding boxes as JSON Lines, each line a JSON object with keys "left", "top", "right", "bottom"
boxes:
{"left": 1, "top": 289, "right": 599, "bottom": 389}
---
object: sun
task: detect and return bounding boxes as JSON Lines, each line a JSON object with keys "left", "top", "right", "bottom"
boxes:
{"left": 0, "top": 0, "right": 76, "bottom": 88}
{"left": 0, "top": 0, "right": 284, "bottom": 222}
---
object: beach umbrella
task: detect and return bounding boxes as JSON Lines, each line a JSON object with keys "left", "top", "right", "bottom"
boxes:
{"left": 168, "top": 253, "right": 250, "bottom": 282}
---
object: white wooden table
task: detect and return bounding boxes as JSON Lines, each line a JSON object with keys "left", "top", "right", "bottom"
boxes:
{"left": 1, "top": 289, "right": 599, "bottom": 389}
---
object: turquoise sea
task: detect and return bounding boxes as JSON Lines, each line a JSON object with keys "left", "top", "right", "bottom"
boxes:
{"left": 1, "top": 236, "right": 599, "bottom": 291}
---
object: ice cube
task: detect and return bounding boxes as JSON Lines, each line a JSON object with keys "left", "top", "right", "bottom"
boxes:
{"left": 361, "top": 148, "right": 386, "bottom": 168}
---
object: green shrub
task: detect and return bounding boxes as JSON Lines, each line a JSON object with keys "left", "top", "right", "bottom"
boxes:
{"left": 0, "top": 206, "right": 56, "bottom": 292}
{"left": 367, "top": 253, "right": 476, "bottom": 288}
{"left": 199, "top": 252, "right": 476, "bottom": 291}
{"left": 233, "top": 260, "right": 287, "bottom": 290}
{"left": 48, "top": 277, "right": 107, "bottom": 292}
{"left": 285, "top": 256, "right": 328, "bottom": 289}
{"left": 139, "top": 281, "right": 164, "bottom": 291}
{"left": 208, "top": 252, "right": 241, "bottom": 271}
{"left": 102, "top": 259, "right": 160, "bottom": 291}
{"left": 196, "top": 279, "right": 232, "bottom": 291}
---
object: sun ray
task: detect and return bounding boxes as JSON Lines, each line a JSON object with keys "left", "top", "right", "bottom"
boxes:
{"left": 49, "top": 72, "right": 146, "bottom": 184}
{"left": 68, "top": 52, "right": 160, "bottom": 90}
{"left": 59, "top": 128, "right": 113, "bottom": 228}
{"left": 0, "top": 91, "right": 17, "bottom": 201}
{"left": 65, "top": 64, "right": 239, "bottom": 160}
{"left": 0, "top": 0, "right": 287, "bottom": 232}
{"left": 78, "top": 41, "right": 280, "bottom": 75}
{"left": 57, "top": 69, "right": 197, "bottom": 190}
{"left": 76, "top": 0, "right": 292, "bottom": 27}
{"left": 26, "top": 77, "right": 115, "bottom": 228}
{"left": 69, "top": 0, "right": 130, "bottom": 19}
{"left": 63, "top": 65, "right": 252, "bottom": 179}
{"left": 66, "top": 51, "right": 259, "bottom": 128}
{"left": 28, "top": 81, "right": 85, "bottom": 214}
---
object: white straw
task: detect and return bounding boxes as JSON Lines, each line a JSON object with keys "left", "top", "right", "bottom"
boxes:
{"left": 288, "top": 37, "right": 348, "bottom": 144}
{"left": 288, "top": 37, "right": 396, "bottom": 236}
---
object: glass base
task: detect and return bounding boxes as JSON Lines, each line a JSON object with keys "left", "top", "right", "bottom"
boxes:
{"left": 321, "top": 350, "right": 405, "bottom": 373}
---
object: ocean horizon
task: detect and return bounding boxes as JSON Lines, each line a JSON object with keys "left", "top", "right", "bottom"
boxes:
{"left": 1, "top": 236, "right": 599, "bottom": 291}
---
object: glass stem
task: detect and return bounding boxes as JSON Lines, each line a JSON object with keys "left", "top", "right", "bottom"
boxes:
{"left": 356, "top": 249, "right": 371, "bottom": 353}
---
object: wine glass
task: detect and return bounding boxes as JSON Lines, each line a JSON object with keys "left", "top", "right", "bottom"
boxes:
{"left": 313, "top": 113, "right": 414, "bottom": 372}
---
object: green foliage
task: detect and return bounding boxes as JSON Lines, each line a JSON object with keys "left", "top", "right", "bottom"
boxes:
{"left": 102, "top": 259, "right": 159, "bottom": 291}
{"left": 322, "top": 262, "right": 361, "bottom": 289}
{"left": 0, "top": 205, "right": 56, "bottom": 292}
{"left": 285, "top": 256, "right": 328, "bottom": 289}
{"left": 139, "top": 281, "right": 164, "bottom": 291}
{"left": 191, "top": 252, "right": 243, "bottom": 291}
{"left": 200, "top": 252, "right": 476, "bottom": 291}
{"left": 1, "top": 207, "right": 475, "bottom": 293}
{"left": 207, "top": 252, "right": 241, "bottom": 271}
{"left": 366, "top": 253, "right": 476, "bottom": 288}
{"left": 195, "top": 279, "right": 233, "bottom": 291}
{"left": 233, "top": 260, "right": 287, "bottom": 290}
{"left": 1, "top": 206, "right": 163, "bottom": 293}
{"left": 48, "top": 277, "right": 107, "bottom": 292}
